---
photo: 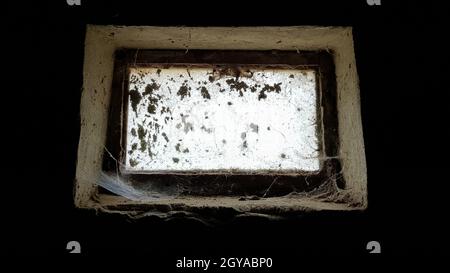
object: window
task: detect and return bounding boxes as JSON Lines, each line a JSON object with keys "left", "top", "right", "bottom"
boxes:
{"left": 126, "top": 65, "right": 320, "bottom": 173}
{"left": 103, "top": 50, "right": 341, "bottom": 197}
{"left": 75, "top": 26, "right": 367, "bottom": 213}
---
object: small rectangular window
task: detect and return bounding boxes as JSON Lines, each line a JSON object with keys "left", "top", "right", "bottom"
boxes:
{"left": 103, "top": 50, "right": 340, "bottom": 196}
{"left": 76, "top": 26, "right": 367, "bottom": 211}
{"left": 125, "top": 66, "right": 319, "bottom": 173}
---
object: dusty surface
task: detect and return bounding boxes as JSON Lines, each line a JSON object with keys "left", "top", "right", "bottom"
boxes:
{"left": 75, "top": 26, "right": 367, "bottom": 215}
{"left": 125, "top": 67, "right": 319, "bottom": 173}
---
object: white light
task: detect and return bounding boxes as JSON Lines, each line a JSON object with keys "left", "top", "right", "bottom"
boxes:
{"left": 125, "top": 67, "right": 320, "bottom": 173}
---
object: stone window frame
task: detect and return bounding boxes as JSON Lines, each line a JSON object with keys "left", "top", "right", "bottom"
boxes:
{"left": 75, "top": 26, "right": 367, "bottom": 214}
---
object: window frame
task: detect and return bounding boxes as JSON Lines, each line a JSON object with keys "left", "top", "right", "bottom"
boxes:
{"left": 102, "top": 49, "right": 343, "bottom": 197}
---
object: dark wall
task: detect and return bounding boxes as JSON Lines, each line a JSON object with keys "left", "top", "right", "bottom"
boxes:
{"left": 5, "top": 0, "right": 449, "bottom": 260}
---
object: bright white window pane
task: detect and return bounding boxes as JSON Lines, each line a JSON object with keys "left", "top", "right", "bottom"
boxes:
{"left": 125, "top": 66, "right": 320, "bottom": 173}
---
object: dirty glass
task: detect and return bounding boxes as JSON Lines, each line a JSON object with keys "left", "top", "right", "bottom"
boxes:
{"left": 124, "top": 66, "right": 320, "bottom": 173}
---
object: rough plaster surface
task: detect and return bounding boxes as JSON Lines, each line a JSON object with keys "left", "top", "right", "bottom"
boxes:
{"left": 75, "top": 26, "right": 367, "bottom": 214}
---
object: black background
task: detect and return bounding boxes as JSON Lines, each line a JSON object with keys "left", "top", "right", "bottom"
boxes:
{"left": 5, "top": 0, "right": 449, "bottom": 262}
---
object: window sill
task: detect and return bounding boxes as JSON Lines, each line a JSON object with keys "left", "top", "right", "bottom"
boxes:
{"left": 90, "top": 193, "right": 363, "bottom": 217}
